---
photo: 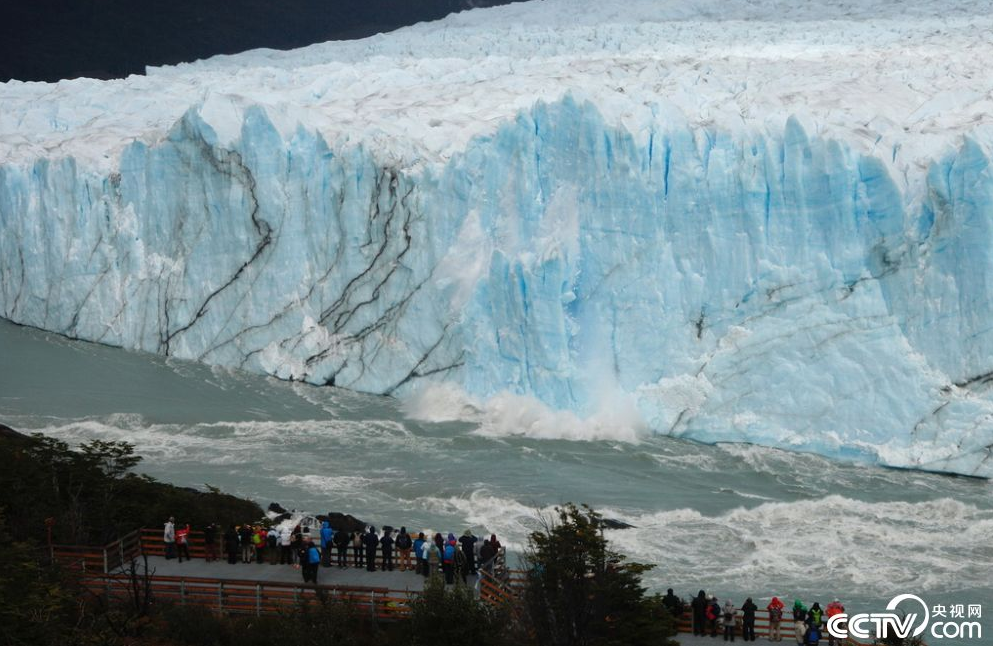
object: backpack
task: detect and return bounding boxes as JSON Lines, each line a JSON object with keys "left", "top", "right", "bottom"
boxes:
{"left": 708, "top": 603, "right": 720, "bottom": 621}
{"left": 770, "top": 608, "right": 783, "bottom": 622}
{"left": 396, "top": 533, "right": 412, "bottom": 549}
{"left": 810, "top": 609, "right": 823, "bottom": 625}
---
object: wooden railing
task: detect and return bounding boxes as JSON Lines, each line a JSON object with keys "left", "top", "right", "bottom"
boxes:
{"left": 140, "top": 527, "right": 210, "bottom": 558}
{"left": 675, "top": 612, "right": 872, "bottom": 646}
{"left": 82, "top": 572, "right": 415, "bottom": 619}
{"left": 51, "top": 529, "right": 142, "bottom": 574}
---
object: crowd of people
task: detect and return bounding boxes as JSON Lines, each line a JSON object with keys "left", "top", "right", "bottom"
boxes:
{"left": 161, "top": 517, "right": 504, "bottom": 587}
{"left": 661, "top": 590, "right": 846, "bottom": 646}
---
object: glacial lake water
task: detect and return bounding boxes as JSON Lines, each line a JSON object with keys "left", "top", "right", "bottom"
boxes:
{"left": 1, "top": 318, "right": 990, "bottom": 640}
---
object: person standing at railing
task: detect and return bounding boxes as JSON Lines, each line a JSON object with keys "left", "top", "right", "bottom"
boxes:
{"left": 320, "top": 521, "right": 334, "bottom": 567}
{"left": 364, "top": 526, "right": 379, "bottom": 571}
{"left": 254, "top": 526, "right": 266, "bottom": 564}
{"left": 203, "top": 523, "right": 218, "bottom": 562}
{"left": 708, "top": 596, "right": 722, "bottom": 637}
{"left": 333, "top": 527, "right": 350, "bottom": 568}
{"left": 442, "top": 534, "right": 457, "bottom": 584}
{"left": 425, "top": 536, "right": 441, "bottom": 578}
{"left": 723, "top": 599, "right": 738, "bottom": 642}
{"left": 459, "top": 529, "right": 477, "bottom": 575}
{"left": 792, "top": 600, "right": 808, "bottom": 646}
{"left": 266, "top": 527, "right": 279, "bottom": 564}
{"left": 163, "top": 517, "right": 176, "bottom": 560}
{"left": 741, "top": 597, "right": 757, "bottom": 641}
{"left": 238, "top": 524, "right": 254, "bottom": 563}
{"left": 825, "top": 599, "right": 845, "bottom": 646}
{"left": 413, "top": 532, "right": 426, "bottom": 575}
{"left": 279, "top": 526, "right": 292, "bottom": 565}
{"left": 479, "top": 539, "right": 496, "bottom": 576}
{"left": 395, "top": 527, "right": 412, "bottom": 572}
{"left": 352, "top": 531, "right": 364, "bottom": 568}
{"left": 380, "top": 526, "right": 395, "bottom": 571}
{"left": 224, "top": 525, "right": 239, "bottom": 564}
{"left": 767, "top": 597, "right": 785, "bottom": 642}
{"left": 662, "top": 588, "right": 683, "bottom": 619}
{"left": 692, "top": 590, "right": 708, "bottom": 636}
{"left": 176, "top": 524, "right": 191, "bottom": 563}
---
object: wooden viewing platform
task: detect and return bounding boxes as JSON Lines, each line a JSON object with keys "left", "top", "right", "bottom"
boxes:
{"left": 53, "top": 528, "right": 868, "bottom": 645}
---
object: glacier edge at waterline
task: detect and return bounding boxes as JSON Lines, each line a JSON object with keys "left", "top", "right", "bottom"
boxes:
{"left": 2, "top": 96, "right": 993, "bottom": 476}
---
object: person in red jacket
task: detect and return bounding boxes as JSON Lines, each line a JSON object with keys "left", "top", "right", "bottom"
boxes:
{"left": 767, "top": 597, "right": 785, "bottom": 642}
{"left": 825, "top": 599, "right": 845, "bottom": 646}
{"left": 176, "top": 524, "right": 191, "bottom": 562}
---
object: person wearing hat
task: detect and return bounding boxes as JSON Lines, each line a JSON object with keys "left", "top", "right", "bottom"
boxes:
{"left": 458, "top": 529, "right": 478, "bottom": 575}
{"left": 163, "top": 517, "right": 176, "bottom": 560}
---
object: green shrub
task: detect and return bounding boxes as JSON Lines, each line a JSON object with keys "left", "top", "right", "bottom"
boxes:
{"left": 407, "top": 575, "right": 510, "bottom": 646}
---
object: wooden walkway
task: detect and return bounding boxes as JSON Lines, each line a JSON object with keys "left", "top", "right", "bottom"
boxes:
{"left": 54, "top": 528, "right": 866, "bottom": 645}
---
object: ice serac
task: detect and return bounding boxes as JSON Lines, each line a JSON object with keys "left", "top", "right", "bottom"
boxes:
{"left": 3, "top": 0, "right": 993, "bottom": 475}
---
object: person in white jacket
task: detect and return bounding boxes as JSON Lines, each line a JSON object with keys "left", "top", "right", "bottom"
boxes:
{"left": 279, "top": 527, "right": 292, "bottom": 564}
{"left": 723, "top": 600, "right": 738, "bottom": 642}
{"left": 163, "top": 517, "right": 176, "bottom": 560}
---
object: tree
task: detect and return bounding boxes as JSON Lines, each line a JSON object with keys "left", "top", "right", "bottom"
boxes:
{"left": 408, "top": 575, "right": 510, "bottom": 646}
{"left": 521, "top": 503, "right": 677, "bottom": 646}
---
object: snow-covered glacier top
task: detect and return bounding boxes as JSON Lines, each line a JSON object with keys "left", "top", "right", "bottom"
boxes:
{"left": 3, "top": 0, "right": 993, "bottom": 181}
{"left": 3, "top": 0, "right": 993, "bottom": 476}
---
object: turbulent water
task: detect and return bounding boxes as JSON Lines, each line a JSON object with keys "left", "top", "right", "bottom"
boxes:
{"left": 2, "top": 318, "right": 991, "bottom": 631}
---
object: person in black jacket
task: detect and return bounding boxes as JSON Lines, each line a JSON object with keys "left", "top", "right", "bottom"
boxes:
{"left": 238, "top": 524, "right": 254, "bottom": 563}
{"left": 479, "top": 539, "right": 496, "bottom": 575}
{"left": 395, "top": 527, "right": 413, "bottom": 571}
{"left": 223, "top": 526, "right": 239, "bottom": 565}
{"left": 333, "top": 528, "right": 350, "bottom": 568}
{"left": 203, "top": 523, "right": 218, "bottom": 562}
{"left": 741, "top": 598, "right": 758, "bottom": 641}
{"left": 363, "top": 527, "right": 379, "bottom": 571}
{"left": 663, "top": 588, "right": 683, "bottom": 618}
{"left": 458, "top": 530, "right": 478, "bottom": 575}
{"left": 380, "top": 527, "right": 395, "bottom": 571}
{"left": 691, "top": 590, "right": 708, "bottom": 636}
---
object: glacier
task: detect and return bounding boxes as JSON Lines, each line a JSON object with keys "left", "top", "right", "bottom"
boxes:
{"left": 2, "top": 0, "right": 993, "bottom": 475}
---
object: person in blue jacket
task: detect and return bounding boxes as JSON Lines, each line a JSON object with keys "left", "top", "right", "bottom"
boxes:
{"left": 443, "top": 535, "right": 457, "bottom": 584}
{"left": 320, "top": 521, "right": 335, "bottom": 567}
{"left": 412, "top": 532, "right": 426, "bottom": 575}
{"left": 302, "top": 536, "right": 322, "bottom": 584}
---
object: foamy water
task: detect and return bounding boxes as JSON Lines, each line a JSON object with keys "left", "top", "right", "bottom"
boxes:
{"left": 1, "top": 319, "right": 990, "bottom": 634}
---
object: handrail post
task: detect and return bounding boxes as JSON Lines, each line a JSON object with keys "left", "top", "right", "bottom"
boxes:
{"left": 256, "top": 584, "right": 262, "bottom": 616}
{"left": 180, "top": 579, "right": 186, "bottom": 606}
{"left": 370, "top": 591, "right": 376, "bottom": 622}
{"left": 218, "top": 581, "right": 224, "bottom": 613}
{"left": 103, "top": 547, "right": 109, "bottom": 574}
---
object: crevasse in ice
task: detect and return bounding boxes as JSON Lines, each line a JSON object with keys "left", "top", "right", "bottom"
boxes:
{"left": 2, "top": 0, "right": 993, "bottom": 475}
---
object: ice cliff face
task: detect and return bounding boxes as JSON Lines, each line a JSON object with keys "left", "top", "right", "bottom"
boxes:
{"left": 3, "top": 0, "right": 993, "bottom": 475}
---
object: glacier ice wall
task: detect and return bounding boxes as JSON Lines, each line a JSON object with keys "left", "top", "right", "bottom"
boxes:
{"left": 2, "top": 97, "right": 993, "bottom": 475}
